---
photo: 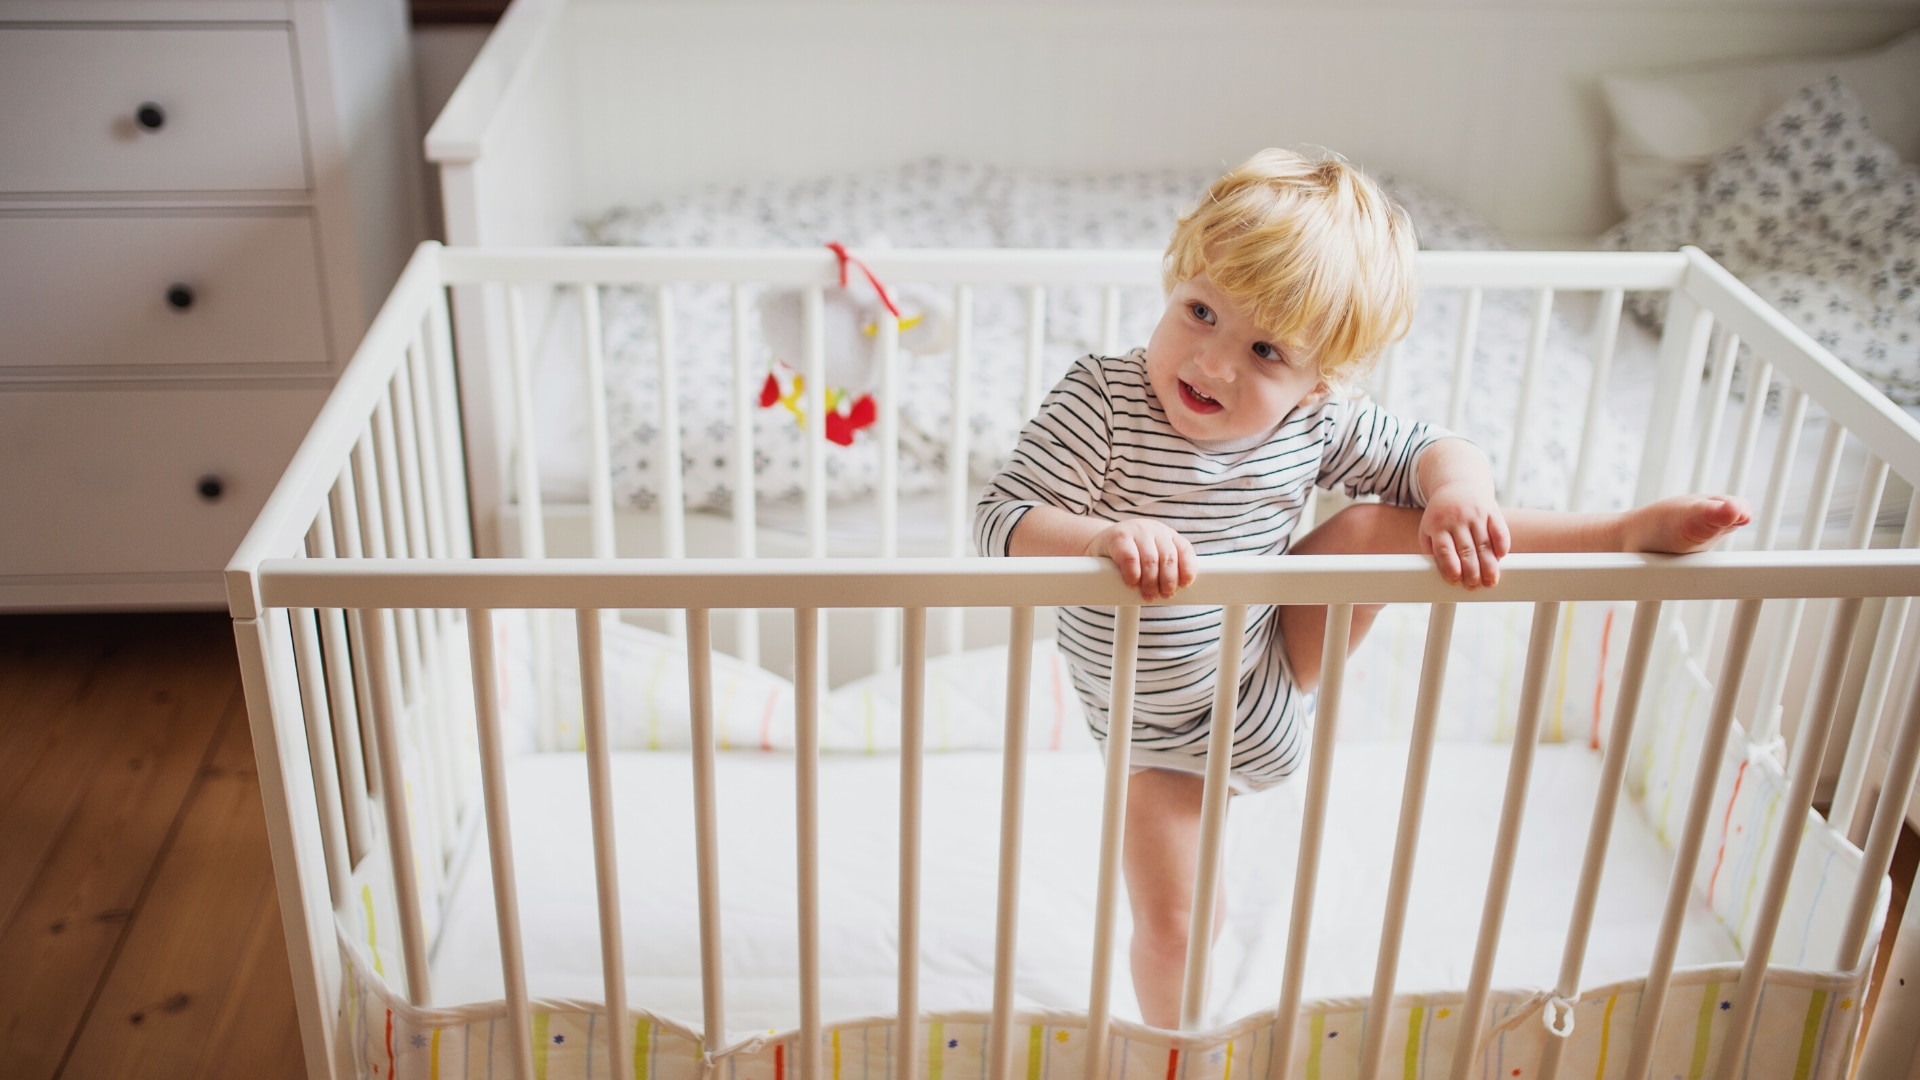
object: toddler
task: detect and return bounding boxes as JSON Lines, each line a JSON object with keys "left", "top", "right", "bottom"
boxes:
{"left": 972, "top": 148, "right": 1750, "bottom": 1029}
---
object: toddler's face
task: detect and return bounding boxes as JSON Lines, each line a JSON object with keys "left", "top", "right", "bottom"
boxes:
{"left": 1145, "top": 275, "right": 1326, "bottom": 444}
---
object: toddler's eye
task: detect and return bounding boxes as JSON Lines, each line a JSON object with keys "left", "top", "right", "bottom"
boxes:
{"left": 1189, "top": 302, "right": 1215, "bottom": 324}
{"left": 1252, "top": 342, "right": 1283, "bottom": 362}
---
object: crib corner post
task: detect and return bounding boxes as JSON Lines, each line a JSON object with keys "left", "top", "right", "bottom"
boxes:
{"left": 233, "top": 612, "right": 346, "bottom": 1080}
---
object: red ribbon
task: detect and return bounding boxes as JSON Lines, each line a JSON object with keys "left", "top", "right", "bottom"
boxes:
{"left": 824, "top": 240, "right": 902, "bottom": 319}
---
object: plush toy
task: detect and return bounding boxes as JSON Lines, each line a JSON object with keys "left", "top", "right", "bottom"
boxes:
{"left": 758, "top": 242, "right": 953, "bottom": 445}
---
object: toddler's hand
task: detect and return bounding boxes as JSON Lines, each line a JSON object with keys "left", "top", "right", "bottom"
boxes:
{"left": 1419, "top": 482, "right": 1510, "bottom": 589}
{"left": 1089, "top": 519, "right": 1196, "bottom": 600}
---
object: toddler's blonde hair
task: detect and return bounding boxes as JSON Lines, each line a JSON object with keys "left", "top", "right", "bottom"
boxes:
{"left": 1164, "top": 148, "right": 1418, "bottom": 395}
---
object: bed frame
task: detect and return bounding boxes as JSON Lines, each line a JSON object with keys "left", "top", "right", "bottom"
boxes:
{"left": 229, "top": 242, "right": 1920, "bottom": 1080}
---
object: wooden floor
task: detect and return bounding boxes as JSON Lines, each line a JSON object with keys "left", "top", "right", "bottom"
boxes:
{"left": 0, "top": 612, "right": 303, "bottom": 1080}
{"left": 1, "top": 611, "right": 1913, "bottom": 1079}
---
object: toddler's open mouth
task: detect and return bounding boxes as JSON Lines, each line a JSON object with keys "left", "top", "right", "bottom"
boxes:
{"left": 1180, "top": 380, "right": 1223, "bottom": 413}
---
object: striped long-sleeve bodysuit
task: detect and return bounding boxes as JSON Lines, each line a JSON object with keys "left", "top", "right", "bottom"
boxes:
{"left": 974, "top": 350, "right": 1451, "bottom": 791}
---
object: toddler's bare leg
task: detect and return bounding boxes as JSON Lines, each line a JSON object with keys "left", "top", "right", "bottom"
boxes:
{"left": 1123, "top": 768, "right": 1228, "bottom": 1030}
{"left": 1278, "top": 494, "right": 1752, "bottom": 689}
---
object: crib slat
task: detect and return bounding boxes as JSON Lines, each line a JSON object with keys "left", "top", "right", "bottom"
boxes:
{"left": 1503, "top": 288, "right": 1553, "bottom": 499}
{"left": 731, "top": 285, "right": 761, "bottom": 668}
{"left": 315, "top": 487, "right": 373, "bottom": 860}
{"left": 1100, "top": 286, "right": 1122, "bottom": 357}
{"left": 805, "top": 286, "right": 828, "bottom": 558}
{"left": 288, "top": 595, "right": 352, "bottom": 908}
{"left": 465, "top": 609, "right": 535, "bottom": 1079}
{"left": 1446, "top": 288, "right": 1480, "bottom": 432}
{"left": 1725, "top": 359, "right": 1775, "bottom": 501}
{"left": 1568, "top": 289, "right": 1623, "bottom": 512}
{"left": 796, "top": 607, "right": 824, "bottom": 1080}
{"left": 875, "top": 311, "right": 901, "bottom": 675}
{"left": 505, "top": 285, "right": 546, "bottom": 560}
{"left": 1358, "top": 603, "right": 1456, "bottom": 1080}
{"left": 1689, "top": 332, "right": 1742, "bottom": 495}
{"left": 1270, "top": 604, "right": 1353, "bottom": 1080}
{"left": 1529, "top": 600, "right": 1662, "bottom": 1080}
{"left": 406, "top": 332, "right": 453, "bottom": 563}
{"left": 1180, "top": 603, "right": 1247, "bottom": 1030}
{"left": 655, "top": 284, "right": 688, "bottom": 567}
{"left": 362, "top": 595, "right": 432, "bottom": 1005}
{"left": 690, "top": 609, "right": 729, "bottom": 1050}
{"left": 391, "top": 364, "right": 433, "bottom": 564}
{"left": 577, "top": 608, "right": 629, "bottom": 1080}
{"left": 425, "top": 283, "right": 473, "bottom": 558}
{"left": 1023, "top": 286, "right": 1047, "bottom": 420}
{"left": 988, "top": 607, "right": 1036, "bottom": 1080}
{"left": 898, "top": 607, "right": 928, "bottom": 1080}
{"left": 581, "top": 283, "right": 617, "bottom": 560}
{"left": 1754, "top": 417, "right": 1846, "bottom": 744}
{"left": 1838, "top": 634, "right": 1920, "bottom": 970}
{"left": 1714, "top": 594, "right": 1864, "bottom": 1080}
{"left": 1832, "top": 488, "right": 1920, "bottom": 833}
{"left": 1087, "top": 606, "right": 1142, "bottom": 1080}
{"left": 1622, "top": 597, "right": 1765, "bottom": 1080}
{"left": 1447, "top": 602, "right": 1560, "bottom": 1080}
{"left": 1752, "top": 386, "right": 1809, "bottom": 554}
{"left": 944, "top": 285, "right": 974, "bottom": 655}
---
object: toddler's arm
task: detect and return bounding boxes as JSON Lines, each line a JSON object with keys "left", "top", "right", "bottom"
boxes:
{"left": 1413, "top": 438, "right": 1511, "bottom": 589}
{"left": 1007, "top": 507, "right": 1196, "bottom": 601}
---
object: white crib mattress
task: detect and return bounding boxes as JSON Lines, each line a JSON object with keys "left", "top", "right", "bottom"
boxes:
{"left": 429, "top": 740, "right": 1738, "bottom": 1035}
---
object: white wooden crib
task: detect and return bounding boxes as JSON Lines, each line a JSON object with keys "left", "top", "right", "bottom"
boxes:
{"left": 229, "top": 243, "right": 1920, "bottom": 1080}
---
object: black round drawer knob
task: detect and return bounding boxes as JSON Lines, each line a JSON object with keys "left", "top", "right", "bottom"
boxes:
{"left": 166, "top": 284, "right": 195, "bottom": 311}
{"left": 196, "top": 475, "right": 225, "bottom": 502}
{"left": 136, "top": 102, "right": 167, "bottom": 131}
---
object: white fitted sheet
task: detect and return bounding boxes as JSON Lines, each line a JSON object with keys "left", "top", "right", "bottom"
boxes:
{"left": 429, "top": 741, "right": 1738, "bottom": 1036}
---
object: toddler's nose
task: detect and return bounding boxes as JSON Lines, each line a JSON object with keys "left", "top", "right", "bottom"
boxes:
{"left": 1194, "top": 344, "right": 1235, "bottom": 381}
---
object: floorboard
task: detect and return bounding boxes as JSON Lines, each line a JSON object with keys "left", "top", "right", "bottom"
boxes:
{"left": 0, "top": 613, "right": 300, "bottom": 1080}
{"left": 62, "top": 692, "right": 304, "bottom": 1079}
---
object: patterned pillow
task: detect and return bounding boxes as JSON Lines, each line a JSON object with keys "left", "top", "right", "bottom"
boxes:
{"left": 1600, "top": 77, "right": 1920, "bottom": 405}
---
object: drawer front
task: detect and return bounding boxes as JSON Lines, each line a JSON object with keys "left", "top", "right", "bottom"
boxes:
{"left": 0, "top": 387, "right": 327, "bottom": 577}
{"left": 0, "top": 214, "right": 331, "bottom": 372}
{"left": 0, "top": 26, "right": 306, "bottom": 193}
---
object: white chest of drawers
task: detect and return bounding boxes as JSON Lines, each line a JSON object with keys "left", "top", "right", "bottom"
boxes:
{"left": 0, "top": 0, "right": 427, "bottom": 609}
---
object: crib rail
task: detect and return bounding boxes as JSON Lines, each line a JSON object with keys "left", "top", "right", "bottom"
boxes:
{"left": 230, "top": 243, "right": 1920, "bottom": 1080}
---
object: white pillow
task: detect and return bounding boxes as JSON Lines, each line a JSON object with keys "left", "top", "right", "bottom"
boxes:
{"left": 498, "top": 612, "right": 798, "bottom": 753}
{"left": 499, "top": 612, "right": 1094, "bottom": 755}
{"left": 1602, "top": 29, "right": 1920, "bottom": 213}
{"left": 824, "top": 638, "right": 1096, "bottom": 754}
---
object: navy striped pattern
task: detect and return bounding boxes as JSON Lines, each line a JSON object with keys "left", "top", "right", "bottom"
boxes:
{"left": 974, "top": 350, "right": 1447, "bottom": 789}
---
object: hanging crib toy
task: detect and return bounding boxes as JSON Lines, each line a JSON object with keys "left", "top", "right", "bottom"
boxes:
{"left": 758, "top": 241, "right": 954, "bottom": 446}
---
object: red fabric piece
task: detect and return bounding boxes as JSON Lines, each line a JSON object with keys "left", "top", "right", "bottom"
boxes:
{"left": 825, "top": 240, "right": 902, "bottom": 318}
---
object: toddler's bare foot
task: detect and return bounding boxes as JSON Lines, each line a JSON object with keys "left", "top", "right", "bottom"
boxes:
{"left": 1622, "top": 494, "right": 1752, "bottom": 554}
